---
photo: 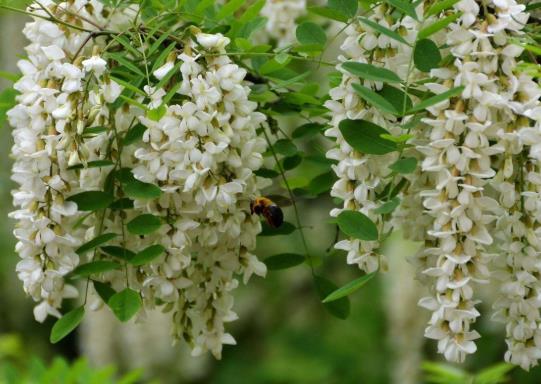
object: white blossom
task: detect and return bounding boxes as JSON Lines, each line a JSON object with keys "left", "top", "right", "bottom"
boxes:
{"left": 260, "top": 0, "right": 306, "bottom": 47}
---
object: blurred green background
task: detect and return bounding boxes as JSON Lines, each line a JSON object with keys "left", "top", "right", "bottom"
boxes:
{"left": 2, "top": 8, "right": 541, "bottom": 384}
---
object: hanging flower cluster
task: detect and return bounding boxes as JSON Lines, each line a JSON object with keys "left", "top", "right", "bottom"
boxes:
{"left": 415, "top": 0, "right": 541, "bottom": 366}
{"left": 8, "top": 0, "right": 126, "bottom": 323}
{"left": 325, "top": 4, "right": 418, "bottom": 273}
{"left": 326, "top": 0, "right": 541, "bottom": 369}
{"left": 8, "top": 0, "right": 268, "bottom": 359}
{"left": 128, "top": 31, "right": 268, "bottom": 358}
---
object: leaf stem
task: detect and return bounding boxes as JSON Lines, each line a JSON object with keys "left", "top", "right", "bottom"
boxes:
{"left": 204, "top": 51, "right": 336, "bottom": 67}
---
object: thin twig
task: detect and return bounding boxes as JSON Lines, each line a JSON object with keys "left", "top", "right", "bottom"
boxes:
{"left": 261, "top": 127, "right": 316, "bottom": 277}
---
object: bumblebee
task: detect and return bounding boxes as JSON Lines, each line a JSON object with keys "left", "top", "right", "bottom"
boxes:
{"left": 250, "top": 197, "right": 284, "bottom": 228}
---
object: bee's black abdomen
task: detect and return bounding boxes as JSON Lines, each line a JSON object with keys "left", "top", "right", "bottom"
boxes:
{"left": 252, "top": 204, "right": 264, "bottom": 215}
{"left": 266, "top": 205, "right": 284, "bottom": 228}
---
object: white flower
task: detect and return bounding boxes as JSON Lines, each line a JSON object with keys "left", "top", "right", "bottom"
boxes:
{"left": 82, "top": 55, "right": 107, "bottom": 75}
{"left": 153, "top": 61, "right": 175, "bottom": 80}
{"left": 196, "top": 32, "right": 230, "bottom": 51}
{"left": 33, "top": 301, "right": 62, "bottom": 323}
{"left": 102, "top": 79, "right": 123, "bottom": 103}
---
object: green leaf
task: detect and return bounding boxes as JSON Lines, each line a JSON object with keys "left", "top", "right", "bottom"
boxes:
{"left": 115, "top": 168, "right": 136, "bottom": 184}
{"left": 328, "top": 71, "right": 343, "bottom": 88}
{"left": 379, "top": 85, "right": 412, "bottom": 114}
{"left": 93, "top": 281, "right": 116, "bottom": 303}
{"left": 101, "top": 246, "right": 135, "bottom": 261}
{"left": 67, "top": 191, "right": 113, "bottom": 211}
{"left": 110, "top": 198, "right": 135, "bottom": 210}
{"left": 129, "top": 244, "right": 166, "bottom": 266}
{"left": 475, "top": 363, "right": 514, "bottom": 384}
{"left": 315, "top": 276, "right": 350, "bottom": 319}
{"left": 250, "top": 88, "right": 278, "bottom": 103}
{"left": 322, "top": 272, "right": 377, "bottom": 303}
{"left": 351, "top": 83, "right": 400, "bottom": 115}
{"left": 526, "top": 2, "right": 541, "bottom": 11}
{"left": 127, "top": 214, "right": 162, "bottom": 235}
{"left": 307, "top": 171, "right": 335, "bottom": 196}
{"left": 308, "top": 6, "right": 349, "bottom": 22}
{"left": 520, "top": 43, "right": 541, "bottom": 57}
{"left": 296, "top": 22, "right": 327, "bottom": 46}
{"left": 264, "top": 253, "right": 305, "bottom": 270}
{"left": 254, "top": 168, "right": 280, "bottom": 178}
{"left": 339, "top": 119, "right": 398, "bottom": 155}
{"left": 235, "top": 37, "right": 252, "bottom": 51}
{"left": 146, "top": 104, "right": 167, "bottom": 121}
{"left": 425, "top": 0, "right": 460, "bottom": 17}
{"left": 0, "top": 88, "right": 18, "bottom": 126}
{"left": 282, "top": 154, "right": 303, "bottom": 170}
{"left": 112, "top": 34, "right": 142, "bottom": 58}
{"left": 292, "top": 122, "right": 325, "bottom": 139}
{"left": 195, "top": 0, "right": 214, "bottom": 12}
{"left": 216, "top": 0, "right": 244, "bottom": 18}
{"left": 238, "top": 0, "right": 266, "bottom": 23}
{"left": 373, "top": 197, "right": 400, "bottom": 214}
{"left": 71, "top": 261, "right": 121, "bottom": 277}
{"left": 76, "top": 233, "right": 118, "bottom": 255}
{"left": 82, "top": 126, "right": 108, "bottom": 136}
{"left": 342, "top": 62, "right": 401, "bottom": 83}
{"left": 358, "top": 17, "right": 409, "bottom": 46}
{"left": 388, "top": 178, "right": 408, "bottom": 200}
{"left": 123, "top": 123, "right": 147, "bottom": 146}
{"left": 119, "top": 95, "right": 148, "bottom": 110}
{"left": 381, "top": 133, "right": 413, "bottom": 143}
{"left": 124, "top": 180, "right": 162, "bottom": 200}
{"left": 0, "top": 70, "right": 20, "bottom": 82}
{"left": 401, "top": 114, "right": 423, "bottom": 130}
{"left": 414, "top": 39, "right": 441, "bottom": 72}
{"left": 108, "top": 288, "right": 141, "bottom": 322}
{"left": 383, "top": 0, "right": 418, "bottom": 19}
{"left": 236, "top": 16, "right": 267, "bottom": 39}
{"left": 274, "top": 139, "right": 298, "bottom": 156}
{"left": 260, "top": 221, "right": 296, "bottom": 236}
{"left": 406, "top": 86, "right": 464, "bottom": 114}
{"left": 283, "top": 92, "right": 320, "bottom": 106}
{"left": 337, "top": 210, "right": 378, "bottom": 241}
{"left": 328, "top": 0, "right": 358, "bottom": 18}
{"left": 110, "top": 75, "right": 146, "bottom": 97}
{"left": 50, "top": 307, "right": 85, "bottom": 344}
{"left": 106, "top": 52, "right": 145, "bottom": 77}
{"left": 294, "top": 43, "right": 325, "bottom": 55}
{"left": 275, "top": 53, "right": 290, "bottom": 64}
{"left": 389, "top": 157, "right": 417, "bottom": 174}
{"left": 417, "top": 13, "right": 460, "bottom": 40}
{"left": 421, "top": 362, "right": 467, "bottom": 382}
{"left": 259, "top": 56, "right": 292, "bottom": 75}
{"left": 249, "top": 44, "right": 273, "bottom": 54}
{"left": 67, "top": 160, "right": 114, "bottom": 170}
